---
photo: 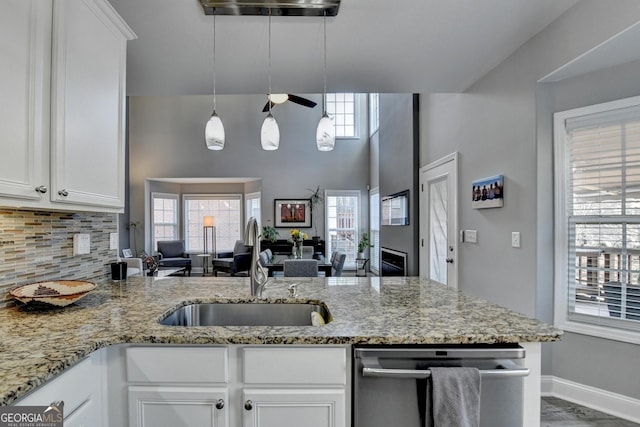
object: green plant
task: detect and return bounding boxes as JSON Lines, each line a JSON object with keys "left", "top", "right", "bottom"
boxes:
{"left": 358, "top": 232, "right": 374, "bottom": 253}
{"left": 261, "top": 225, "right": 279, "bottom": 243}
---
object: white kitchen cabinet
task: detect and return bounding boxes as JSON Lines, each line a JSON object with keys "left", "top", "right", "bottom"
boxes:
{"left": 0, "top": 0, "right": 135, "bottom": 213}
{"left": 14, "top": 350, "right": 107, "bottom": 427}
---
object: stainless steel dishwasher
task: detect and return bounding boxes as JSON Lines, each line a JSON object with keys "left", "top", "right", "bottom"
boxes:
{"left": 353, "top": 344, "right": 529, "bottom": 427}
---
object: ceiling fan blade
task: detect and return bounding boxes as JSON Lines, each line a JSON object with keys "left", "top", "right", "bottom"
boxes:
{"left": 287, "top": 94, "right": 317, "bottom": 108}
{"left": 261, "top": 101, "right": 276, "bottom": 112}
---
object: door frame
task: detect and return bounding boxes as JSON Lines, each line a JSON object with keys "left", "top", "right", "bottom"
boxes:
{"left": 419, "top": 152, "right": 458, "bottom": 288}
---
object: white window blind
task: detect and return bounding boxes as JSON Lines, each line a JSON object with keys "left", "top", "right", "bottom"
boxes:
{"left": 245, "top": 192, "right": 261, "bottom": 229}
{"left": 151, "top": 193, "right": 178, "bottom": 253}
{"left": 184, "top": 195, "right": 242, "bottom": 253}
{"left": 558, "top": 99, "right": 640, "bottom": 337}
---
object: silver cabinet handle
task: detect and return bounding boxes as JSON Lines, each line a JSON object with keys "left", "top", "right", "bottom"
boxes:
{"left": 58, "top": 189, "right": 68, "bottom": 197}
{"left": 35, "top": 185, "right": 47, "bottom": 194}
{"left": 361, "top": 359, "right": 529, "bottom": 379}
{"left": 215, "top": 399, "right": 224, "bottom": 410}
{"left": 244, "top": 400, "right": 253, "bottom": 410}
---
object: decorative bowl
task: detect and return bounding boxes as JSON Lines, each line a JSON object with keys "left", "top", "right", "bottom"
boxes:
{"left": 9, "top": 280, "right": 97, "bottom": 307}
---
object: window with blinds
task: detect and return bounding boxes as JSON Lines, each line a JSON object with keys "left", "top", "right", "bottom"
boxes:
{"left": 555, "top": 97, "right": 640, "bottom": 340}
{"left": 183, "top": 195, "right": 242, "bottom": 253}
{"left": 325, "top": 190, "right": 360, "bottom": 269}
{"left": 151, "top": 193, "right": 179, "bottom": 252}
{"left": 369, "top": 188, "right": 380, "bottom": 274}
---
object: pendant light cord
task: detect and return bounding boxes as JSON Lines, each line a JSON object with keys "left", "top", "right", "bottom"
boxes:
{"left": 323, "top": 10, "right": 327, "bottom": 112}
{"left": 212, "top": 11, "right": 217, "bottom": 111}
{"left": 268, "top": 9, "right": 272, "bottom": 114}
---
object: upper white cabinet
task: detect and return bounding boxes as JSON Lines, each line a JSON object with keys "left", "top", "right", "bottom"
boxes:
{"left": 0, "top": 0, "right": 135, "bottom": 213}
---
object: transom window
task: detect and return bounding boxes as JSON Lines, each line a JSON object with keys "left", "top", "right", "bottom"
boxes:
{"left": 554, "top": 95, "right": 640, "bottom": 344}
{"left": 183, "top": 195, "right": 242, "bottom": 254}
{"left": 326, "top": 93, "right": 357, "bottom": 138}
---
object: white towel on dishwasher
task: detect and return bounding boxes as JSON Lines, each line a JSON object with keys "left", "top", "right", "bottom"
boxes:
{"left": 427, "top": 367, "right": 481, "bottom": 427}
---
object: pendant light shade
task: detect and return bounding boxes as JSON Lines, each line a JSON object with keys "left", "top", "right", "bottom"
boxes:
{"left": 261, "top": 9, "right": 280, "bottom": 150}
{"left": 316, "top": 12, "right": 335, "bottom": 151}
{"left": 205, "top": 11, "right": 225, "bottom": 150}
{"left": 261, "top": 112, "right": 280, "bottom": 150}
{"left": 205, "top": 111, "right": 225, "bottom": 150}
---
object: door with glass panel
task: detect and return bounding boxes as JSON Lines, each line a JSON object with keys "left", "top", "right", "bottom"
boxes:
{"left": 419, "top": 154, "right": 458, "bottom": 288}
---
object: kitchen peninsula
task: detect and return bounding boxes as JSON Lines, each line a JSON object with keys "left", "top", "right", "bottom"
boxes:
{"left": 0, "top": 276, "right": 561, "bottom": 426}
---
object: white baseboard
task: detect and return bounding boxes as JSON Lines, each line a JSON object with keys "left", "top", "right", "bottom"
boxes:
{"left": 541, "top": 375, "right": 640, "bottom": 423}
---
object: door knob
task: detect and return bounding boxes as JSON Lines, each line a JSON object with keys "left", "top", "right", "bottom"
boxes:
{"left": 446, "top": 258, "right": 454, "bottom": 264}
{"left": 244, "top": 400, "right": 253, "bottom": 410}
{"left": 215, "top": 399, "right": 224, "bottom": 410}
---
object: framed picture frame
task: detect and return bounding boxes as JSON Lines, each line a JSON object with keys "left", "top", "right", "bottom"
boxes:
{"left": 274, "top": 199, "right": 312, "bottom": 228}
{"left": 472, "top": 174, "right": 504, "bottom": 209}
{"left": 122, "top": 248, "right": 133, "bottom": 258}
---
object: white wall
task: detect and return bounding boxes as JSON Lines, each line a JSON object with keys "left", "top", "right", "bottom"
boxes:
{"left": 420, "top": 0, "right": 640, "bottom": 398}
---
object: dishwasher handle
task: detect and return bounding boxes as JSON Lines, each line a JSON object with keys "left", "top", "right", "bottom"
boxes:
{"left": 361, "top": 358, "right": 530, "bottom": 379}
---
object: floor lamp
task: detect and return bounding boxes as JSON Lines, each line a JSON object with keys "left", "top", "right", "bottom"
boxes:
{"left": 203, "top": 216, "right": 216, "bottom": 275}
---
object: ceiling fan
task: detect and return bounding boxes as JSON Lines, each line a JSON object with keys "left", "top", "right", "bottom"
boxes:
{"left": 262, "top": 93, "right": 317, "bottom": 112}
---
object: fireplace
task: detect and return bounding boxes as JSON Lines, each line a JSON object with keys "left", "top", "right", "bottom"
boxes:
{"left": 381, "top": 247, "right": 407, "bottom": 276}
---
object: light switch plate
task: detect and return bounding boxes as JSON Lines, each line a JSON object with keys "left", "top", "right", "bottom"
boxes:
{"left": 109, "top": 233, "right": 118, "bottom": 250}
{"left": 73, "top": 233, "right": 91, "bottom": 255}
{"left": 465, "top": 230, "right": 477, "bottom": 243}
{"left": 512, "top": 232, "right": 521, "bottom": 248}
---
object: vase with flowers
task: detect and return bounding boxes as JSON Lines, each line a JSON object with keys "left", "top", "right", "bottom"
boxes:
{"left": 290, "top": 229, "right": 308, "bottom": 259}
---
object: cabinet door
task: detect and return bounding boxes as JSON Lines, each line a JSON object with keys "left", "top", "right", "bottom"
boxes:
{"left": 0, "top": 1, "right": 50, "bottom": 200}
{"left": 242, "top": 389, "right": 346, "bottom": 427}
{"left": 50, "top": 0, "right": 129, "bottom": 209}
{"left": 128, "top": 386, "right": 228, "bottom": 427}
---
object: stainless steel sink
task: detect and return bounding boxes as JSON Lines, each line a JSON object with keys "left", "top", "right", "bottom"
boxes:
{"left": 159, "top": 302, "right": 331, "bottom": 326}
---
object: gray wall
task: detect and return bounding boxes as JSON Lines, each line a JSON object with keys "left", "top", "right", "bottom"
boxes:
{"left": 127, "top": 94, "right": 369, "bottom": 255}
{"left": 378, "top": 94, "right": 420, "bottom": 275}
{"left": 420, "top": 0, "right": 640, "bottom": 399}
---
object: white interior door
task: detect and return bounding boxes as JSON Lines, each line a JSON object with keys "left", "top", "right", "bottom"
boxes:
{"left": 419, "top": 153, "right": 458, "bottom": 288}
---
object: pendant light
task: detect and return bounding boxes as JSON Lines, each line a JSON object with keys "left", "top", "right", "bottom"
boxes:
{"left": 205, "top": 10, "right": 225, "bottom": 150}
{"left": 316, "top": 11, "right": 335, "bottom": 151}
{"left": 261, "top": 9, "right": 280, "bottom": 151}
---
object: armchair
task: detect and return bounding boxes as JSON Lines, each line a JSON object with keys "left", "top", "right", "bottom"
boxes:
{"left": 156, "top": 240, "right": 192, "bottom": 276}
{"left": 212, "top": 240, "right": 252, "bottom": 276}
{"left": 123, "top": 257, "right": 143, "bottom": 277}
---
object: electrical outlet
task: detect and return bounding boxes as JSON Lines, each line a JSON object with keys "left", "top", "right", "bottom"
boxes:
{"left": 512, "top": 232, "right": 521, "bottom": 248}
{"left": 73, "top": 233, "right": 91, "bottom": 255}
{"left": 110, "top": 233, "right": 118, "bottom": 250}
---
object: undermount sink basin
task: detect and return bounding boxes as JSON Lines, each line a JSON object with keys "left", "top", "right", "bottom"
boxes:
{"left": 159, "top": 302, "right": 331, "bottom": 327}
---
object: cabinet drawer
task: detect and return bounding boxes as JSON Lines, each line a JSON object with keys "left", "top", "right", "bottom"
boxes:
{"left": 243, "top": 347, "right": 346, "bottom": 385}
{"left": 126, "top": 346, "right": 228, "bottom": 384}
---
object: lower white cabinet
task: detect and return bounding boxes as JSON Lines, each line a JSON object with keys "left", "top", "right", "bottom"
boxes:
{"left": 242, "top": 389, "right": 346, "bottom": 427}
{"left": 128, "top": 386, "right": 228, "bottom": 427}
{"left": 14, "top": 350, "right": 106, "bottom": 427}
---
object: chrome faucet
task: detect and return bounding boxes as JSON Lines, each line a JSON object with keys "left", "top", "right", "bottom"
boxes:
{"left": 244, "top": 217, "right": 269, "bottom": 297}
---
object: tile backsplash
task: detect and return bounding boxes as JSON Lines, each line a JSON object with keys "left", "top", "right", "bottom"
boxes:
{"left": 0, "top": 209, "right": 117, "bottom": 301}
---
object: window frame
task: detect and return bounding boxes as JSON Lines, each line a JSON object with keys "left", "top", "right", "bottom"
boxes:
{"left": 554, "top": 95, "right": 640, "bottom": 345}
{"left": 369, "top": 93, "right": 379, "bottom": 137}
{"left": 150, "top": 192, "right": 179, "bottom": 253}
{"left": 326, "top": 93, "right": 359, "bottom": 139}
{"left": 369, "top": 187, "right": 380, "bottom": 275}
{"left": 325, "top": 189, "right": 360, "bottom": 269}
{"left": 182, "top": 194, "right": 243, "bottom": 254}
{"left": 245, "top": 191, "right": 262, "bottom": 230}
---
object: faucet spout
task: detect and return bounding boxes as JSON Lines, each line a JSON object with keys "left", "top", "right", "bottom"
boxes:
{"left": 244, "top": 217, "right": 269, "bottom": 297}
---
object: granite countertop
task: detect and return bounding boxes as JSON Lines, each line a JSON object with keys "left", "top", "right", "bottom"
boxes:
{"left": 0, "top": 275, "right": 562, "bottom": 405}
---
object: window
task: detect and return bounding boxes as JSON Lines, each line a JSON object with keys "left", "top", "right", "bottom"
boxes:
{"left": 369, "top": 187, "right": 380, "bottom": 274}
{"left": 325, "top": 190, "right": 360, "bottom": 269}
{"left": 326, "top": 93, "right": 357, "bottom": 138}
{"left": 183, "top": 195, "right": 242, "bottom": 254}
{"left": 369, "top": 93, "right": 379, "bottom": 136}
{"left": 554, "top": 96, "right": 640, "bottom": 344}
{"left": 151, "top": 193, "right": 178, "bottom": 252}
{"left": 245, "top": 192, "right": 261, "bottom": 229}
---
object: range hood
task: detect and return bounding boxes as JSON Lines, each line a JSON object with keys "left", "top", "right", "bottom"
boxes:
{"left": 199, "top": 0, "right": 341, "bottom": 16}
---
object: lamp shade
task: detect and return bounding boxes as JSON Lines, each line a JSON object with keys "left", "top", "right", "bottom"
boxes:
{"left": 260, "top": 113, "right": 280, "bottom": 150}
{"left": 203, "top": 216, "right": 215, "bottom": 227}
{"left": 316, "top": 112, "right": 335, "bottom": 151}
{"left": 205, "top": 111, "right": 225, "bottom": 150}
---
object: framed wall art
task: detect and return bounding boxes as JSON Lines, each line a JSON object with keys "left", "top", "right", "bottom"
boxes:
{"left": 472, "top": 174, "right": 504, "bottom": 209}
{"left": 274, "top": 199, "right": 312, "bottom": 228}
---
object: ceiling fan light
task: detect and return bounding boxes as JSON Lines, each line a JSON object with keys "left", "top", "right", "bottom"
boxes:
{"left": 205, "top": 110, "right": 225, "bottom": 150}
{"left": 316, "top": 112, "right": 335, "bottom": 151}
{"left": 261, "top": 112, "right": 280, "bottom": 150}
{"left": 269, "top": 93, "right": 289, "bottom": 104}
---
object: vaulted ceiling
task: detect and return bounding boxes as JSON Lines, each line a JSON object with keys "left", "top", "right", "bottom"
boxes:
{"left": 109, "top": 0, "right": 580, "bottom": 96}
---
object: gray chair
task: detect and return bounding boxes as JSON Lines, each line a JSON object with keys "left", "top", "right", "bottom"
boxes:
{"left": 302, "top": 246, "right": 314, "bottom": 257}
{"left": 156, "top": 240, "right": 192, "bottom": 276}
{"left": 258, "top": 249, "right": 273, "bottom": 267}
{"left": 283, "top": 259, "right": 318, "bottom": 277}
{"left": 212, "top": 240, "right": 252, "bottom": 276}
{"left": 332, "top": 252, "right": 347, "bottom": 277}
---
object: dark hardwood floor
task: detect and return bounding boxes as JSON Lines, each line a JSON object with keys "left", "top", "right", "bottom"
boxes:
{"left": 541, "top": 397, "right": 640, "bottom": 426}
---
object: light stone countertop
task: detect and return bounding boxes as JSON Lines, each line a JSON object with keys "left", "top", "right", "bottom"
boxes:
{"left": 0, "top": 275, "right": 562, "bottom": 405}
